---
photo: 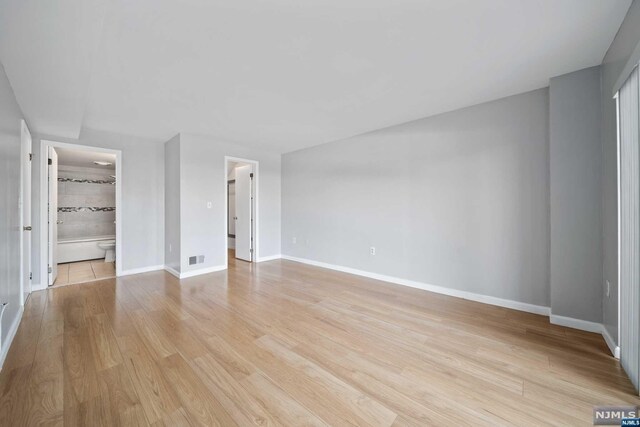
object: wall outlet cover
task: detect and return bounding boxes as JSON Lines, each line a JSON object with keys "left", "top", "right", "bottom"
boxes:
{"left": 189, "top": 256, "right": 197, "bottom": 265}
{"left": 198, "top": 255, "right": 205, "bottom": 264}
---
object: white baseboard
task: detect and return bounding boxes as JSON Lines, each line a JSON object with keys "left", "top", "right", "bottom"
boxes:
{"left": 281, "top": 254, "right": 621, "bottom": 358}
{"left": 165, "top": 264, "right": 227, "bottom": 279}
{"left": 120, "top": 265, "right": 164, "bottom": 277}
{"left": 550, "top": 315, "right": 620, "bottom": 358}
{"left": 164, "top": 266, "right": 181, "bottom": 279}
{"left": 281, "top": 255, "right": 550, "bottom": 316}
{"left": 601, "top": 325, "right": 621, "bottom": 359}
{"left": 549, "top": 314, "right": 602, "bottom": 333}
{"left": 257, "top": 254, "right": 282, "bottom": 263}
{"left": 180, "top": 264, "right": 227, "bottom": 278}
{"left": 0, "top": 305, "right": 24, "bottom": 370}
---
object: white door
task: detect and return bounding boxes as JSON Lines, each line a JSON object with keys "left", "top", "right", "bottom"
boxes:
{"left": 235, "top": 165, "right": 253, "bottom": 262}
{"left": 20, "top": 121, "right": 32, "bottom": 304}
{"left": 48, "top": 146, "right": 58, "bottom": 285}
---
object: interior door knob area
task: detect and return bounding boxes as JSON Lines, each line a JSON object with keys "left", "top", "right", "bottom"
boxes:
{"left": 23, "top": 226, "right": 32, "bottom": 231}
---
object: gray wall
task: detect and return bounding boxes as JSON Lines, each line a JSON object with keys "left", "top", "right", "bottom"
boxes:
{"left": 283, "top": 88, "right": 550, "bottom": 307}
{"left": 0, "top": 63, "right": 25, "bottom": 353}
{"left": 549, "top": 66, "right": 603, "bottom": 323}
{"left": 32, "top": 128, "right": 165, "bottom": 281}
{"left": 164, "top": 135, "right": 181, "bottom": 272}
{"left": 179, "top": 133, "right": 281, "bottom": 274}
{"left": 601, "top": 0, "right": 640, "bottom": 343}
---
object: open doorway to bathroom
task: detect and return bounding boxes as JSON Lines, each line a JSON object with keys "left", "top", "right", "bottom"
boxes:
{"left": 40, "top": 141, "right": 122, "bottom": 287}
{"left": 225, "top": 157, "right": 258, "bottom": 266}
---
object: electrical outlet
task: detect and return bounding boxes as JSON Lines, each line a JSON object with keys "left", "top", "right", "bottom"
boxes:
{"left": 370, "top": 246, "right": 376, "bottom": 255}
{"left": 292, "top": 237, "right": 297, "bottom": 244}
{"left": 606, "top": 280, "right": 611, "bottom": 298}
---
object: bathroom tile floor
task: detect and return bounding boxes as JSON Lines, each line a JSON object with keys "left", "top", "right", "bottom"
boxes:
{"left": 53, "top": 259, "right": 115, "bottom": 287}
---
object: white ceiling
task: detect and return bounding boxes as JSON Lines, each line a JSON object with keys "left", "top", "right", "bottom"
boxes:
{"left": 55, "top": 147, "right": 116, "bottom": 169}
{"left": 0, "top": 0, "right": 632, "bottom": 153}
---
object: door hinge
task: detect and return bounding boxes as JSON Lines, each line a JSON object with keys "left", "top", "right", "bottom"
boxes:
{"left": 48, "top": 265, "right": 52, "bottom": 274}
{"left": 29, "top": 153, "right": 32, "bottom": 161}
{"left": 250, "top": 173, "right": 253, "bottom": 179}
{"left": 48, "top": 158, "right": 52, "bottom": 165}
{"left": 29, "top": 272, "right": 32, "bottom": 280}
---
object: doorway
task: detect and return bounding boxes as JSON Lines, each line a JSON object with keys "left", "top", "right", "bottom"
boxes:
{"left": 40, "top": 141, "right": 122, "bottom": 286}
{"left": 225, "top": 157, "right": 258, "bottom": 265}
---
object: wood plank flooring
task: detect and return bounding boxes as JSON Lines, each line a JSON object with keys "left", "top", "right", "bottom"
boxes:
{"left": 1, "top": 255, "right": 638, "bottom": 426}
{"left": 55, "top": 260, "right": 116, "bottom": 287}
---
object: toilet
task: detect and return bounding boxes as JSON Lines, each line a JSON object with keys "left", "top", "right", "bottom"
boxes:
{"left": 97, "top": 240, "right": 116, "bottom": 263}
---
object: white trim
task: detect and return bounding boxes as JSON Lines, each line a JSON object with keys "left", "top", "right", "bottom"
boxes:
{"left": 549, "top": 314, "right": 602, "bottom": 333}
{"left": 0, "top": 305, "right": 24, "bottom": 370}
{"left": 257, "top": 254, "right": 281, "bottom": 263}
{"left": 164, "top": 264, "right": 226, "bottom": 279}
{"left": 39, "top": 140, "right": 123, "bottom": 284}
{"left": 550, "top": 315, "right": 620, "bottom": 359}
{"left": 164, "top": 266, "right": 181, "bottom": 279}
{"left": 120, "top": 265, "right": 164, "bottom": 277}
{"left": 179, "top": 265, "right": 227, "bottom": 279}
{"left": 602, "top": 326, "right": 621, "bottom": 359}
{"left": 281, "top": 255, "right": 550, "bottom": 316}
{"left": 224, "top": 156, "right": 259, "bottom": 266}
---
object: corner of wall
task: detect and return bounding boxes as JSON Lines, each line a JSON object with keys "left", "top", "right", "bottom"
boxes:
{"left": 163, "top": 134, "right": 181, "bottom": 273}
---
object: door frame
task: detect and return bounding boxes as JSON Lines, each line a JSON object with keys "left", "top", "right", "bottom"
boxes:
{"left": 224, "top": 156, "right": 258, "bottom": 266}
{"left": 47, "top": 146, "right": 59, "bottom": 285}
{"left": 19, "top": 120, "right": 32, "bottom": 305}
{"left": 39, "top": 140, "right": 123, "bottom": 284}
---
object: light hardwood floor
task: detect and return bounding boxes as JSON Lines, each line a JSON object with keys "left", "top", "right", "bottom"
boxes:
{"left": 1, "top": 256, "right": 638, "bottom": 426}
{"left": 54, "top": 260, "right": 116, "bottom": 287}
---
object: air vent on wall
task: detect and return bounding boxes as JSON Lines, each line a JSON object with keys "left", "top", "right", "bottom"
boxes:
{"left": 188, "top": 255, "right": 205, "bottom": 265}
